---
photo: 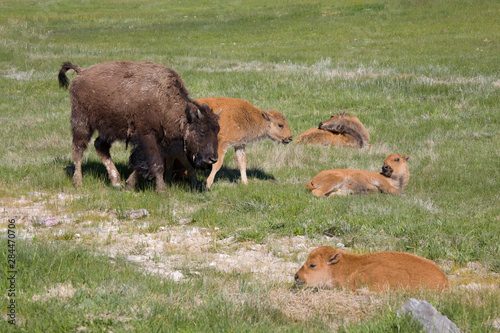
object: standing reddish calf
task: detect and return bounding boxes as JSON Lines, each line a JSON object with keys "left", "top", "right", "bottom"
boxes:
{"left": 194, "top": 97, "right": 293, "bottom": 189}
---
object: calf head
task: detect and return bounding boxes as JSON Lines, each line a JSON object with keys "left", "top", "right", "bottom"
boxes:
{"left": 318, "top": 110, "right": 370, "bottom": 146}
{"left": 262, "top": 110, "right": 293, "bottom": 144}
{"left": 185, "top": 103, "right": 221, "bottom": 167}
{"left": 381, "top": 154, "right": 410, "bottom": 190}
{"left": 295, "top": 246, "right": 342, "bottom": 288}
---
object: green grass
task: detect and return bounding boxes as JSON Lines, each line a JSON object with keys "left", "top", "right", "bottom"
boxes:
{"left": 1, "top": 0, "right": 499, "bottom": 331}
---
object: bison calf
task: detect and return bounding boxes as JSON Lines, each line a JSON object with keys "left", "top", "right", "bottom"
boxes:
{"left": 295, "top": 246, "right": 449, "bottom": 291}
{"left": 307, "top": 154, "right": 410, "bottom": 197}
{"left": 58, "top": 61, "right": 219, "bottom": 191}
{"left": 193, "top": 97, "right": 293, "bottom": 189}
{"left": 296, "top": 110, "right": 370, "bottom": 148}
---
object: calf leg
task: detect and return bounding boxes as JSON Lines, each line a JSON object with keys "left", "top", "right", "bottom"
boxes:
{"left": 94, "top": 136, "right": 122, "bottom": 188}
{"left": 376, "top": 180, "right": 399, "bottom": 194}
{"left": 235, "top": 146, "right": 248, "bottom": 185}
{"left": 206, "top": 146, "right": 228, "bottom": 189}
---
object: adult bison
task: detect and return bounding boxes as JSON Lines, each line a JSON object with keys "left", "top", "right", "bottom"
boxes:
{"left": 58, "top": 61, "right": 220, "bottom": 191}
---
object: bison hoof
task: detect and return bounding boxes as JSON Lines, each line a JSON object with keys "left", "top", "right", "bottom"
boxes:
{"left": 73, "top": 178, "right": 83, "bottom": 187}
{"left": 124, "top": 183, "right": 135, "bottom": 192}
{"left": 155, "top": 185, "right": 167, "bottom": 193}
{"left": 111, "top": 182, "right": 123, "bottom": 190}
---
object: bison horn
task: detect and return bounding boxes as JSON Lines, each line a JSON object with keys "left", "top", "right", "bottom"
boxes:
{"left": 216, "top": 108, "right": 222, "bottom": 116}
{"left": 197, "top": 109, "right": 203, "bottom": 119}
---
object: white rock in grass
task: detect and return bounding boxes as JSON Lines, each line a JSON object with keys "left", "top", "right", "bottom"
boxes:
{"left": 398, "top": 298, "right": 460, "bottom": 333}
{"left": 169, "top": 271, "right": 184, "bottom": 282}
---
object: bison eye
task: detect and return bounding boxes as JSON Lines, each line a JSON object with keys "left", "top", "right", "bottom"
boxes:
{"left": 395, "top": 158, "right": 400, "bottom": 162}
{"left": 309, "top": 264, "right": 316, "bottom": 268}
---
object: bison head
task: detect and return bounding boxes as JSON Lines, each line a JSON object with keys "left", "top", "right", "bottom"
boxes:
{"left": 295, "top": 246, "right": 342, "bottom": 288}
{"left": 381, "top": 154, "right": 410, "bottom": 178}
{"left": 262, "top": 109, "right": 293, "bottom": 144}
{"left": 184, "top": 103, "right": 221, "bottom": 167}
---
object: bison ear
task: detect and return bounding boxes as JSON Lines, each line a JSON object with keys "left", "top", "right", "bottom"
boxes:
{"left": 262, "top": 110, "right": 271, "bottom": 121}
{"left": 403, "top": 155, "right": 410, "bottom": 161}
{"left": 327, "top": 252, "right": 341, "bottom": 265}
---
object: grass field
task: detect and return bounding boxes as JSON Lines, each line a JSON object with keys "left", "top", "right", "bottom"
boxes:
{"left": 1, "top": 0, "right": 499, "bottom": 331}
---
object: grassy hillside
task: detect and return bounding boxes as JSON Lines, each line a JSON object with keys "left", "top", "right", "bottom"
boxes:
{"left": 0, "top": 0, "right": 499, "bottom": 331}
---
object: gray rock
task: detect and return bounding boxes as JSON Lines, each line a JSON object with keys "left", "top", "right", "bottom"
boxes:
{"left": 123, "top": 209, "right": 150, "bottom": 220}
{"left": 398, "top": 298, "right": 460, "bottom": 333}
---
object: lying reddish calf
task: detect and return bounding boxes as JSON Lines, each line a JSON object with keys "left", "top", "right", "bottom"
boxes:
{"left": 295, "top": 246, "right": 449, "bottom": 291}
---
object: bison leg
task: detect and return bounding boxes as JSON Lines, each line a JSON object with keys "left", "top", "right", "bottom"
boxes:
{"left": 376, "top": 181, "right": 400, "bottom": 194}
{"left": 141, "top": 134, "right": 167, "bottom": 193}
{"left": 72, "top": 144, "right": 86, "bottom": 187}
{"left": 206, "top": 146, "right": 228, "bottom": 189}
{"left": 311, "top": 188, "right": 328, "bottom": 197}
{"left": 125, "top": 170, "right": 138, "bottom": 191}
{"left": 235, "top": 146, "right": 248, "bottom": 185}
{"left": 165, "top": 154, "right": 197, "bottom": 187}
{"left": 94, "top": 136, "right": 122, "bottom": 188}
{"left": 71, "top": 116, "right": 92, "bottom": 187}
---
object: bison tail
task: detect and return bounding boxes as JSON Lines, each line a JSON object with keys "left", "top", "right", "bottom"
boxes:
{"left": 58, "top": 61, "right": 80, "bottom": 89}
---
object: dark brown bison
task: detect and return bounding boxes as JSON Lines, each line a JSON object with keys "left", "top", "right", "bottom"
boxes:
{"left": 58, "top": 61, "right": 220, "bottom": 191}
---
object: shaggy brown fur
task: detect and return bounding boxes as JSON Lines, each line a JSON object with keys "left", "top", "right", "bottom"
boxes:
{"left": 307, "top": 154, "right": 410, "bottom": 197}
{"left": 127, "top": 107, "right": 221, "bottom": 190}
{"left": 193, "top": 97, "right": 293, "bottom": 189}
{"left": 296, "top": 110, "right": 370, "bottom": 148}
{"left": 58, "top": 61, "right": 220, "bottom": 191}
{"left": 295, "top": 246, "right": 449, "bottom": 291}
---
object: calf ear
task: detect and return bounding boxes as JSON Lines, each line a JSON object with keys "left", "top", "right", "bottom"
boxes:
{"left": 403, "top": 155, "right": 410, "bottom": 161}
{"left": 262, "top": 110, "right": 271, "bottom": 121}
{"left": 339, "top": 109, "right": 346, "bottom": 117}
{"left": 327, "top": 253, "right": 341, "bottom": 265}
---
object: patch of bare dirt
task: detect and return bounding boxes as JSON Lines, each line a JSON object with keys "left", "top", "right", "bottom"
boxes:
{"left": 2, "top": 191, "right": 499, "bottom": 329}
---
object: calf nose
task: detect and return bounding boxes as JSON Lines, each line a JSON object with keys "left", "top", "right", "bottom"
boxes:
{"left": 282, "top": 137, "right": 293, "bottom": 144}
{"left": 382, "top": 165, "right": 389, "bottom": 171}
{"left": 318, "top": 122, "right": 323, "bottom": 129}
{"left": 294, "top": 274, "right": 299, "bottom": 282}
